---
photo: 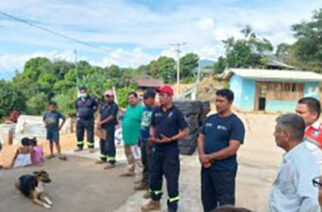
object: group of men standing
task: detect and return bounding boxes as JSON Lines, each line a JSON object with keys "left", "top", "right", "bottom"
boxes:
{"left": 73, "top": 85, "right": 189, "bottom": 212}
{"left": 72, "top": 85, "right": 322, "bottom": 212}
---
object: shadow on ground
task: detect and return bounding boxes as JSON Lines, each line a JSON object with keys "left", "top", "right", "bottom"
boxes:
{"left": 0, "top": 156, "right": 135, "bottom": 212}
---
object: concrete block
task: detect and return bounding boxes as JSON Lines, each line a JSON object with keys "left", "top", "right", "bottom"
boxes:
{"left": 0, "top": 124, "right": 16, "bottom": 145}
{"left": 14, "top": 115, "right": 73, "bottom": 145}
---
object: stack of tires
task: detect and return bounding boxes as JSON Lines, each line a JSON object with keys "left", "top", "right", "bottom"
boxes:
{"left": 199, "top": 101, "right": 211, "bottom": 126}
{"left": 173, "top": 100, "right": 210, "bottom": 155}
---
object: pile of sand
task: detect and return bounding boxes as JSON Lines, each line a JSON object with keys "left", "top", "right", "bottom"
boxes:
{"left": 196, "top": 76, "right": 225, "bottom": 101}
{"left": 0, "top": 133, "right": 77, "bottom": 167}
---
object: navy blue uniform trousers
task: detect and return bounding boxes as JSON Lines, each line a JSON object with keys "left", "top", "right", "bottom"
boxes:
{"left": 201, "top": 168, "right": 237, "bottom": 212}
{"left": 150, "top": 147, "right": 180, "bottom": 212}
{"left": 99, "top": 127, "right": 116, "bottom": 164}
{"left": 76, "top": 118, "right": 94, "bottom": 149}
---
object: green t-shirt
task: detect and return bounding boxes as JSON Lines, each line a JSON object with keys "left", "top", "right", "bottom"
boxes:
{"left": 122, "top": 104, "right": 144, "bottom": 145}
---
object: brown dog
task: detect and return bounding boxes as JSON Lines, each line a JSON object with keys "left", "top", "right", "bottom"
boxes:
{"left": 15, "top": 170, "right": 53, "bottom": 209}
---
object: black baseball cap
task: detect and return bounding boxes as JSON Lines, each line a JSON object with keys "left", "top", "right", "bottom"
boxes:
{"left": 143, "top": 89, "right": 156, "bottom": 99}
{"left": 79, "top": 85, "right": 87, "bottom": 90}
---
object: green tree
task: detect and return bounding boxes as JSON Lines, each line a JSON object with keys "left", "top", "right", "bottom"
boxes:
{"left": 20, "top": 57, "right": 52, "bottom": 82}
{"left": 214, "top": 56, "right": 227, "bottom": 74}
{"left": 116, "top": 85, "right": 138, "bottom": 108}
{"left": 149, "top": 56, "right": 176, "bottom": 82}
{"left": 25, "top": 92, "right": 49, "bottom": 115}
{"left": 51, "top": 60, "right": 75, "bottom": 80}
{"left": 220, "top": 26, "right": 273, "bottom": 69}
{"left": 104, "top": 65, "right": 122, "bottom": 78}
{"left": 0, "top": 81, "right": 26, "bottom": 119}
{"left": 53, "top": 88, "right": 77, "bottom": 116}
{"left": 291, "top": 9, "right": 322, "bottom": 70}
{"left": 179, "top": 53, "right": 199, "bottom": 78}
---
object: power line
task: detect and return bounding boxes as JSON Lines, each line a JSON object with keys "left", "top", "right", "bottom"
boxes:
{"left": 0, "top": 10, "right": 110, "bottom": 54}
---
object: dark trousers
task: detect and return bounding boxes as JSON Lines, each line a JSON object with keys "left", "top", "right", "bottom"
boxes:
{"left": 201, "top": 168, "right": 237, "bottom": 212}
{"left": 76, "top": 118, "right": 94, "bottom": 149}
{"left": 99, "top": 127, "right": 116, "bottom": 164}
{"left": 140, "top": 139, "right": 152, "bottom": 182}
{"left": 150, "top": 148, "right": 180, "bottom": 212}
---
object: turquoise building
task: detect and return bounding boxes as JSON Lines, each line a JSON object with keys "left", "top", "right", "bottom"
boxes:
{"left": 222, "top": 68, "right": 322, "bottom": 112}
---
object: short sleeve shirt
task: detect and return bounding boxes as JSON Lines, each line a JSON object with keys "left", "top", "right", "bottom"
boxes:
{"left": 151, "top": 105, "right": 188, "bottom": 150}
{"left": 100, "top": 101, "right": 118, "bottom": 128}
{"left": 74, "top": 96, "right": 98, "bottom": 120}
{"left": 140, "top": 106, "right": 157, "bottom": 141}
{"left": 122, "top": 104, "right": 144, "bottom": 145}
{"left": 43, "top": 111, "right": 65, "bottom": 131}
{"left": 201, "top": 113, "right": 245, "bottom": 171}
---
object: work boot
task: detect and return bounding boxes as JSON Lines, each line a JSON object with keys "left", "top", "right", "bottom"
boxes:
{"left": 134, "top": 180, "right": 149, "bottom": 191}
{"left": 74, "top": 148, "right": 83, "bottom": 152}
{"left": 141, "top": 200, "right": 161, "bottom": 211}
{"left": 104, "top": 163, "right": 115, "bottom": 169}
{"left": 89, "top": 149, "right": 96, "bottom": 153}
{"left": 143, "top": 190, "right": 151, "bottom": 199}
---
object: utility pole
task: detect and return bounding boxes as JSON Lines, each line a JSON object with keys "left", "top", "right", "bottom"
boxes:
{"left": 171, "top": 42, "right": 186, "bottom": 97}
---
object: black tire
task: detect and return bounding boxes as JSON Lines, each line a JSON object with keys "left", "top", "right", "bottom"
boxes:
{"left": 198, "top": 101, "right": 210, "bottom": 125}
{"left": 173, "top": 100, "right": 207, "bottom": 155}
{"left": 174, "top": 101, "right": 201, "bottom": 116}
{"left": 178, "top": 132, "right": 198, "bottom": 155}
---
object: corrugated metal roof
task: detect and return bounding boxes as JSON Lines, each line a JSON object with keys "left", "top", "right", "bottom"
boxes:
{"left": 266, "top": 60, "right": 295, "bottom": 69}
{"left": 222, "top": 68, "right": 322, "bottom": 82}
{"left": 136, "top": 78, "right": 164, "bottom": 87}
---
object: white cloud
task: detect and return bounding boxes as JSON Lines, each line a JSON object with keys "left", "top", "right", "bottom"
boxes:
{"left": 97, "top": 48, "right": 156, "bottom": 68}
{"left": 198, "top": 18, "right": 215, "bottom": 31}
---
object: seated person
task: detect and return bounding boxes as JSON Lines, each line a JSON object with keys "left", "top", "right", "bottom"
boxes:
{"left": 8, "top": 138, "right": 32, "bottom": 168}
{"left": 30, "top": 138, "right": 44, "bottom": 165}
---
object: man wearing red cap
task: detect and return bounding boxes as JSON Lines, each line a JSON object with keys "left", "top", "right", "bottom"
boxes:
{"left": 141, "top": 85, "right": 189, "bottom": 212}
{"left": 96, "top": 90, "right": 118, "bottom": 169}
{"left": 295, "top": 97, "right": 322, "bottom": 207}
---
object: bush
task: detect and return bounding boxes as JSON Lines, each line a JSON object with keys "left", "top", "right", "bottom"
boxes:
{"left": 116, "top": 85, "right": 138, "bottom": 108}
{"left": 0, "top": 81, "right": 26, "bottom": 119}
{"left": 25, "top": 92, "right": 49, "bottom": 115}
{"left": 182, "top": 75, "right": 197, "bottom": 84}
{"left": 53, "top": 89, "right": 77, "bottom": 117}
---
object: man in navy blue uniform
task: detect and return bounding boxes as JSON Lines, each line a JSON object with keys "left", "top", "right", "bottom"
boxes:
{"left": 96, "top": 90, "right": 118, "bottom": 169}
{"left": 141, "top": 85, "right": 189, "bottom": 212}
{"left": 74, "top": 86, "right": 98, "bottom": 152}
{"left": 198, "top": 89, "right": 245, "bottom": 212}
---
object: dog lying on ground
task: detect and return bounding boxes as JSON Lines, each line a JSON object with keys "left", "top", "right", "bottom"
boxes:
{"left": 15, "top": 170, "right": 53, "bottom": 209}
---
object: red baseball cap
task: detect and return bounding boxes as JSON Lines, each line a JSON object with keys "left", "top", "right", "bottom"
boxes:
{"left": 155, "top": 85, "right": 174, "bottom": 97}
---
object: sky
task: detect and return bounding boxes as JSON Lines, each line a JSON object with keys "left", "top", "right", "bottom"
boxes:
{"left": 0, "top": 0, "right": 321, "bottom": 80}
